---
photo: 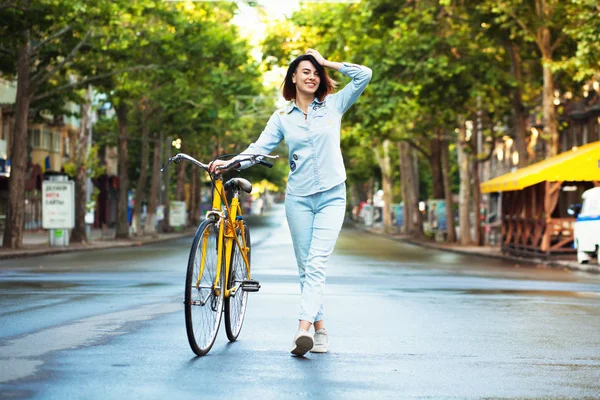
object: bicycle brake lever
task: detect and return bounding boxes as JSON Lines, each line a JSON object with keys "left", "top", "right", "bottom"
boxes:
{"left": 160, "top": 159, "right": 171, "bottom": 173}
{"left": 160, "top": 154, "right": 181, "bottom": 172}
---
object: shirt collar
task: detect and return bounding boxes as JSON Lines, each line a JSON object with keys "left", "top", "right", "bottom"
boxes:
{"left": 285, "top": 97, "right": 325, "bottom": 114}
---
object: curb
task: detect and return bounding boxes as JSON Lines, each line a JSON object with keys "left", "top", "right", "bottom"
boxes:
{"left": 0, "top": 212, "right": 276, "bottom": 262}
{"left": 0, "top": 231, "right": 195, "bottom": 261}
{"left": 355, "top": 224, "right": 600, "bottom": 275}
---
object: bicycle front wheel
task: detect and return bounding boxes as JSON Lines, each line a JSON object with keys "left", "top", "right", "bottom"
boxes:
{"left": 185, "top": 218, "right": 224, "bottom": 356}
{"left": 224, "top": 221, "right": 251, "bottom": 342}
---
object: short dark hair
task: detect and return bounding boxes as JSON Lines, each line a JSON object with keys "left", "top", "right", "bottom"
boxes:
{"left": 282, "top": 54, "right": 337, "bottom": 102}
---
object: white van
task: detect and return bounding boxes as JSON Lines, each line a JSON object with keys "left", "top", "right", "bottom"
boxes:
{"left": 572, "top": 187, "right": 600, "bottom": 264}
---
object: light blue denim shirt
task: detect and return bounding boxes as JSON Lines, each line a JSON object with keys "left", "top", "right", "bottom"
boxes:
{"left": 240, "top": 62, "right": 372, "bottom": 196}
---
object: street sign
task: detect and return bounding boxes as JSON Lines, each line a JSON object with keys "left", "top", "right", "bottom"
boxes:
{"left": 42, "top": 180, "right": 75, "bottom": 229}
{"left": 169, "top": 201, "right": 186, "bottom": 227}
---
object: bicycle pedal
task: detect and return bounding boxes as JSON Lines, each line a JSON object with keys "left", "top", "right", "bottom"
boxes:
{"left": 241, "top": 279, "right": 261, "bottom": 293}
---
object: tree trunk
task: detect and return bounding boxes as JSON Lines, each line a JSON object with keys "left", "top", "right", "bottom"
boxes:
{"left": 161, "top": 135, "right": 172, "bottom": 233}
{"left": 542, "top": 54, "right": 558, "bottom": 156}
{"left": 70, "top": 85, "right": 92, "bottom": 243}
{"left": 176, "top": 162, "right": 187, "bottom": 201}
{"left": 400, "top": 141, "right": 424, "bottom": 236}
{"left": 144, "top": 140, "right": 160, "bottom": 237}
{"left": 189, "top": 163, "right": 198, "bottom": 226}
{"left": 115, "top": 103, "right": 130, "bottom": 239}
{"left": 373, "top": 139, "right": 393, "bottom": 232}
{"left": 413, "top": 148, "right": 420, "bottom": 202}
{"left": 367, "top": 176, "right": 374, "bottom": 206}
{"left": 398, "top": 142, "right": 413, "bottom": 234}
{"left": 192, "top": 164, "right": 204, "bottom": 226}
{"left": 398, "top": 144, "right": 411, "bottom": 234}
{"left": 193, "top": 168, "right": 204, "bottom": 225}
{"left": 133, "top": 116, "right": 150, "bottom": 236}
{"left": 411, "top": 148, "right": 424, "bottom": 236}
{"left": 535, "top": 20, "right": 558, "bottom": 157}
{"left": 381, "top": 173, "right": 393, "bottom": 232}
{"left": 472, "top": 158, "right": 483, "bottom": 246}
{"left": 3, "top": 33, "right": 31, "bottom": 249}
{"left": 507, "top": 42, "right": 529, "bottom": 167}
{"left": 429, "top": 137, "right": 444, "bottom": 199}
{"left": 457, "top": 122, "right": 471, "bottom": 245}
{"left": 441, "top": 139, "right": 456, "bottom": 242}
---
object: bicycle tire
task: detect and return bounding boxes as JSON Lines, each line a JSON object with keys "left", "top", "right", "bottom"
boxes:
{"left": 184, "top": 218, "right": 224, "bottom": 356}
{"left": 224, "top": 221, "right": 251, "bottom": 342}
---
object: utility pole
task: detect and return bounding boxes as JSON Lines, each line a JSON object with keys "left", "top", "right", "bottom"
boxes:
{"left": 161, "top": 135, "right": 172, "bottom": 232}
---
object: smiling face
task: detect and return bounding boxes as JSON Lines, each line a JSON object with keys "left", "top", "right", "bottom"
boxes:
{"left": 292, "top": 60, "right": 321, "bottom": 97}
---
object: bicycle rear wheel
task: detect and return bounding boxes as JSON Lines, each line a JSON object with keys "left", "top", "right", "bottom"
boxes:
{"left": 185, "top": 219, "right": 224, "bottom": 356}
{"left": 224, "top": 221, "right": 251, "bottom": 342}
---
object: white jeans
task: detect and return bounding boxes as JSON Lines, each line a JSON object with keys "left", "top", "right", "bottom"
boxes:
{"left": 285, "top": 182, "right": 346, "bottom": 323}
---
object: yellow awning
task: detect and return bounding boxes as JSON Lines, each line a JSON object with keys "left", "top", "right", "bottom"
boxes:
{"left": 480, "top": 141, "right": 600, "bottom": 193}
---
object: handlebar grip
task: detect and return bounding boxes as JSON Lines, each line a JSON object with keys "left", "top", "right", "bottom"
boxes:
{"left": 215, "top": 161, "right": 241, "bottom": 173}
{"left": 258, "top": 160, "right": 273, "bottom": 168}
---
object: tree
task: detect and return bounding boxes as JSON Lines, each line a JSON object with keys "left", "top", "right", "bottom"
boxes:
{"left": 0, "top": 0, "right": 114, "bottom": 248}
{"left": 70, "top": 85, "right": 93, "bottom": 243}
{"left": 563, "top": 0, "right": 600, "bottom": 82}
{"left": 490, "top": 0, "right": 574, "bottom": 157}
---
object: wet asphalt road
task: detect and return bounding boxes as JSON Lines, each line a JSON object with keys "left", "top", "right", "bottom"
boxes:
{"left": 1, "top": 204, "right": 600, "bottom": 399}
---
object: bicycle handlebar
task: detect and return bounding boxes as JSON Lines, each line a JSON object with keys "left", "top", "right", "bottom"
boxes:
{"left": 160, "top": 153, "right": 278, "bottom": 174}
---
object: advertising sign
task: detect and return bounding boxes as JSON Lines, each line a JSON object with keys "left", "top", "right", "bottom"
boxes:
{"left": 427, "top": 199, "right": 447, "bottom": 232}
{"left": 42, "top": 180, "right": 75, "bottom": 229}
{"left": 373, "top": 207, "right": 383, "bottom": 225}
{"left": 169, "top": 201, "right": 187, "bottom": 227}
{"left": 156, "top": 205, "right": 165, "bottom": 222}
{"left": 391, "top": 203, "right": 404, "bottom": 228}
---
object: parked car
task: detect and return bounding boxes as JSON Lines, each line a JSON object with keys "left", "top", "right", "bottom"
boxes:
{"left": 570, "top": 187, "right": 600, "bottom": 264}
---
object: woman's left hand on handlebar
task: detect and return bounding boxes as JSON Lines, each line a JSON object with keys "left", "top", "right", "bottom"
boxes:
{"left": 208, "top": 159, "right": 228, "bottom": 174}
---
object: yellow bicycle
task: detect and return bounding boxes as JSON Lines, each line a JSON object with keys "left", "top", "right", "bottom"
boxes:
{"left": 161, "top": 152, "right": 278, "bottom": 356}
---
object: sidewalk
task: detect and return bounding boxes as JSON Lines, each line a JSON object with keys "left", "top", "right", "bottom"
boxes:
{"left": 0, "top": 227, "right": 195, "bottom": 261}
{"left": 0, "top": 210, "right": 273, "bottom": 261}
{"left": 360, "top": 224, "right": 600, "bottom": 275}
{"left": 4, "top": 219, "right": 599, "bottom": 275}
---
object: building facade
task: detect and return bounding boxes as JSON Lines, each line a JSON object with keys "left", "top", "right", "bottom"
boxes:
{"left": 0, "top": 78, "right": 119, "bottom": 231}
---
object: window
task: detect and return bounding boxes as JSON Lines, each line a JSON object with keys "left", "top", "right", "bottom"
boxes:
{"left": 583, "top": 195, "right": 600, "bottom": 215}
{"left": 571, "top": 124, "right": 578, "bottom": 147}
{"left": 63, "top": 135, "right": 70, "bottom": 157}
{"left": 29, "top": 129, "right": 41, "bottom": 148}
{"left": 1, "top": 118, "right": 7, "bottom": 140}
{"left": 41, "top": 129, "right": 51, "bottom": 150}
{"left": 52, "top": 132, "right": 61, "bottom": 153}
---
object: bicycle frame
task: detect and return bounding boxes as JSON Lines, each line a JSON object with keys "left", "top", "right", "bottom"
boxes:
{"left": 198, "top": 176, "right": 251, "bottom": 299}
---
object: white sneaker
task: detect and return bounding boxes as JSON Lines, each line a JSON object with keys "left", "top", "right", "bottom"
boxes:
{"left": 310, "top": 328, "right": 328, "bottom": 353}
{"left": 290, "top": 329, "right": 314, "bottom": 356}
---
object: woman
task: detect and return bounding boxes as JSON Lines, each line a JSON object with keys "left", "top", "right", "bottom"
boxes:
{"left": 210, "top": 49, "right": 371, "bottom": 356}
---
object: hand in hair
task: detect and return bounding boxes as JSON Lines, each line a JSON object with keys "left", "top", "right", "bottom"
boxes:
{"left": 305, "top": 48, "right": 326, "bottom": 66}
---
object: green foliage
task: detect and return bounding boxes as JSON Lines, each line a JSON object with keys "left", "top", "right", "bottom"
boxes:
{"left": 261, "top": 0, "right": 517, "bottom": 199}
{"left": 562, "top": 0, "right": 600, "bottom": 81}
{"left": 62, "top": 145, "right": 106, "bottom": 179}
{"left": 2, "top": 0, "right": 594, "bottom": 205}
